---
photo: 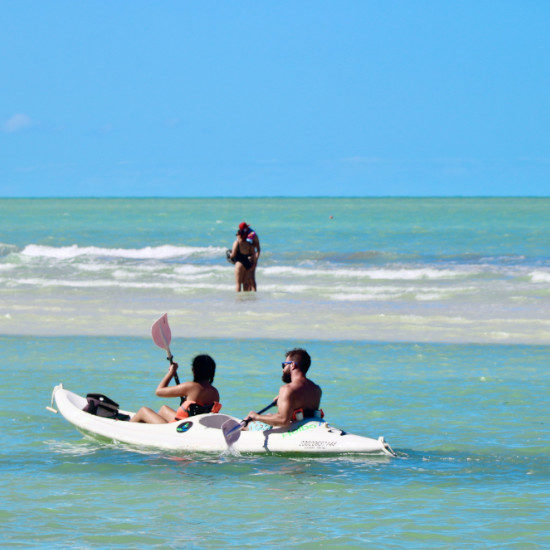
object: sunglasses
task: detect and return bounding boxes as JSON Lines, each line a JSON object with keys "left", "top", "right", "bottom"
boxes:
{"left": 281, "top": 361, "right": 293, "bottom": 369}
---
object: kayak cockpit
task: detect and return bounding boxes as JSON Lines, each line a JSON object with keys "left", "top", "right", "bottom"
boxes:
{"left": 198, "top": 414, "right": 236, "bottom": 429}
{"left": 65, "top": 388, "right": 88, "bottom": 410}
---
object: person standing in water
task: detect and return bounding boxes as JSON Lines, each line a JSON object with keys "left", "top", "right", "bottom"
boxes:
{"left": 240, "top": 222, "right": 260, "bottom": 291}
{"left": 229, "top": 222, "right": 260, "bottom": 291}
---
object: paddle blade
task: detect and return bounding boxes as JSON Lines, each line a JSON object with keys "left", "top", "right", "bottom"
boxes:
{"left": 151, "top": 313, "right": 171, "bottom": 351}
{"left": 222, "top": 419, "right": 244, "bottom": 446}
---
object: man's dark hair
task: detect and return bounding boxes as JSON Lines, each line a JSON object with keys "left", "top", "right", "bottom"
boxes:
{"left": 192, "top": 354, "right": 216, "bottom": 383}
{"left": 285, "top": 348, "right": 311, "bottom": 374}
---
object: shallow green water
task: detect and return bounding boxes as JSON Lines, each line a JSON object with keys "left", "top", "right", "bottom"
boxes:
{"left": 1, "top": 197, "right": 549, "bottom": 343}
{"left": 1, "top": 336, "right": 548, "bottom": 548}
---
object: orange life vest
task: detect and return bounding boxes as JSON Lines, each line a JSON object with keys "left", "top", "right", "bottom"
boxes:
{"left": 174, "top": 400, "right": 222, "bottom": 421}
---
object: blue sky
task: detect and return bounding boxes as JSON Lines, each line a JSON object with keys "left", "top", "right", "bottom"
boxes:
{"left": 1, "top": 1, "right": 549, "bottom": 197}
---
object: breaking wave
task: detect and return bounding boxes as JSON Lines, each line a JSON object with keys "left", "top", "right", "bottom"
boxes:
{"left": 0, "top": 242, "right": 547, "bottom": 308}
{"left": 20, "top": 244, "right": 225, "bottom": 260}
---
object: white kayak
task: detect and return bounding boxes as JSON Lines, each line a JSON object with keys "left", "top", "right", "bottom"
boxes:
{"left": 51, "top": 385, "right": 395, "bottom": 456}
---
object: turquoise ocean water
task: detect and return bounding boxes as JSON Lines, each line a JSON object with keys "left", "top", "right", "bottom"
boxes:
{"left": 0, "top": 198, "right": 548, "bottom": 547}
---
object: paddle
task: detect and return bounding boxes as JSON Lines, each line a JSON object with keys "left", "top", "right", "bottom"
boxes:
{"left": 222, "top": 399, "right": 278, "bottom": 446}
{"left": 151, "top": 313, "right": 183, "bottom": 403}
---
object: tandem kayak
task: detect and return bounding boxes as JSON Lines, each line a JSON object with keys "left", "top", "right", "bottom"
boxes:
{"left": 50, "top": 385, "right": 395, "bottom": 456}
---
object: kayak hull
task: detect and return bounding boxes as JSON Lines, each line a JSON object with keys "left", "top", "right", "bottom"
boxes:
{"left": 52, "top": 385, "right": 394, "bottom": 456}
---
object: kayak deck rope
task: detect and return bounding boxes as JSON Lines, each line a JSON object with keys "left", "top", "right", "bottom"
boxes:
{"left": 46, "top": 383, "right": 62, "bottom": 414}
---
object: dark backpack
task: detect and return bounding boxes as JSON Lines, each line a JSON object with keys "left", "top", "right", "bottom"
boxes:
{"left": 83, "top": 393, "right": 130, "bottom": 421}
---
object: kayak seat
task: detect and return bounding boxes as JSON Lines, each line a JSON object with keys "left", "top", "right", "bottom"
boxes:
{"left": 83, "top": 393, "right": 119, "bottom": 419}
{"left": 82, "top": 393, "right": 132, "bottom": 421}
{"left": 292, "top": 408, "right": 324, "bottom": 421}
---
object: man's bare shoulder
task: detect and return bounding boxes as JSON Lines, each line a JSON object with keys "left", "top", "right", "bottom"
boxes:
{"left": 278, "top": 383, "right": 292, "bottom": 396}
{"left": 314, "top": 384, "right": 323, "bottom": 399}
{"left": 305, "top": 377, "right": 321, "bottom": 389}
{"left": 282, "top": 379, "right": 321, "bottom": 395}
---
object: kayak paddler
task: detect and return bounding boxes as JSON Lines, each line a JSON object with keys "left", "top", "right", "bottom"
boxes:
{"left": 246, "top": 348, "right": 322, "bottom": 427}
{"left": 129, "top": 355, "right": 221, "bottom": 423}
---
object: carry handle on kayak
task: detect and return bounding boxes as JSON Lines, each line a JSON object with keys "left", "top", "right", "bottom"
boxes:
{"left": 151, "top": 314, "right": 183, "bottom": 404}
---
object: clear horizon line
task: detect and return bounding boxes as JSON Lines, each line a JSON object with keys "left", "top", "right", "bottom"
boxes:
{"left": 1, "top": 195, "right": 548, "bottom": 200}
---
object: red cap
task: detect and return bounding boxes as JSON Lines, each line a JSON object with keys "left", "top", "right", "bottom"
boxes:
{"left": 238, "top": 222, "right": 249, "bottom": 231}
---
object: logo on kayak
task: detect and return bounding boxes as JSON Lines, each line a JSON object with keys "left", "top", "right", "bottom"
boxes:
{"left": 282, "top": 422, "right": 319, "bottom": 438}
{"left": 176, "top": 421, "right": 193, "bottom": 433}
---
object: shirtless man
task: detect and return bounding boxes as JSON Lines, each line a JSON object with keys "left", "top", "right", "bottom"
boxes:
{"left": 246, "top": 348, "right": 322, "bottom": 427}
{"left": 230, "top": 227, "right": 256, "bottom": 292}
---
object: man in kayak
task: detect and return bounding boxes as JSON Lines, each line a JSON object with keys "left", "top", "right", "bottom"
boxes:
{"left": 246, "top": 348, "right": 322, "bottom": 427}
{"left": 130, "top": 355, "right": 221, "bottom": 423}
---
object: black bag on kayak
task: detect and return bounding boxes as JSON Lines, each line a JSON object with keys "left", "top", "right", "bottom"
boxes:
{"left": 83, "top": 393, "right": 125, "bottom": 419}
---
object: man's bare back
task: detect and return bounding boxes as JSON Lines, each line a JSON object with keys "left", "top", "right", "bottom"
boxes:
{"left": 247, "top": 348, "right": 322, "bottom": 427}
{"left": 278, "top": 377, "right": 321, "bottom": 413}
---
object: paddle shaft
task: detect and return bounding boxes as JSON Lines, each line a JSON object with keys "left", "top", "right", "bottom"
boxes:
{"left": 255, "top": 400, "right": 278, "bottom": 417}
{"left": 165, "top": 353, "right": 181, "bottom": 385}
{"left": 230, "top": 399, "right": 278, "bottom": 435}
{"left": 163, "top": 352, "right": 183, "bottom": 406}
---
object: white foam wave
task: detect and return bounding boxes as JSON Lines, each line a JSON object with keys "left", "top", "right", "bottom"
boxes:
{"left": 3, "top": 277, "right": 236, "bottom": 292}
{"left": 330, "top": 290, "right": 447, "bottom": 302}
{"left": 20, "top": 244, "right": 226, "bottom": 260}
{"left": 10, "top": 277, "right": 184, "bottom": 289}
{"left": 363, "top": 268, "right": 471, "bottom": 280}
{"left": 74, "top": 262, "right": 231, "bottom": 275}
{"left": 330, "top": 293, "right": 396, "bottom": 301}
{"left": 328, "top": 284, "right": 480, "bottom": 302}
{"left": 264, "top": 265, "right": 472, "bottom": 280}
{"left": 252, "top": 284, "right": 312, "bottom": 293}
{"left": 530, "top": 270, "right": 550, "bottom": 283}
{"left": 173, "top": 265, "right": 229, "bottom": 275}
{"left": 74, "top": 263, "right": 109, "bottom": 272}
{"left": 111, "top": 268, "right": 223, "bottom": 282}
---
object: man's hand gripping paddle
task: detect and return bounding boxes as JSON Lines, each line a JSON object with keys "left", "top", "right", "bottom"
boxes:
{"left": 221, "top": 400, "right": 277, "bottom": 447}
{"left": 151, "top": 313, "right": 183, "bottom": 404}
